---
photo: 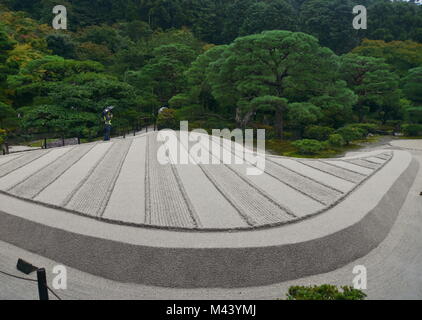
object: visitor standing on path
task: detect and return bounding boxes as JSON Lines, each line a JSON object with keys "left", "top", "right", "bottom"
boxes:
{"left": 103, "top": 106, "right": 114, "bottom": 141}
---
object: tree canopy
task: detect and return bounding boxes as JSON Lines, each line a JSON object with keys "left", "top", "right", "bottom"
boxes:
{"left": 0, "top": 0, "right": 421, "bottom": 146}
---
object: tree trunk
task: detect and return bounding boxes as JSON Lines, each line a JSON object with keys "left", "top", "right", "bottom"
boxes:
{"left": 236, "top": 108, "right": 254, "bottom": 131}
{"left": 275, "top": 108, "right": 283, "bottom": 140}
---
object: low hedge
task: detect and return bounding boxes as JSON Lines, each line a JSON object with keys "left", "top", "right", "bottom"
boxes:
{"left": 336, "top": 126, "right": 366, "bottom": 144}
{"left": 287, "top": 285, "right": 367, "bottom": 300}
{"left": 402, "top": 124, "right": 422, "bottom": 136}
{"left": 304, "top": 126, "right": 334, "bottom": 141}
{"left": 0, "top": 128, "right": 6, "bottom": 145}
{"left": 327, "top": 134, "right": 346, "bottom": 148}
{"left": 292, "top": 139, "right": 326, "bottom": 155}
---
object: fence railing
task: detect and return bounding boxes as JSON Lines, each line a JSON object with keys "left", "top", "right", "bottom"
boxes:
{"left": 2, "top": 117, "right": 156, "bottom": 155}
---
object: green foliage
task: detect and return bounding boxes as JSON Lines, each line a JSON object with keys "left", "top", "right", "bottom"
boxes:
{"left": 328, "top": 134, "right": 346, "bottom": 148}
{"left": 128, "top": 44, "right": 197, "bottom": 105}
{"left": 308, "top": 80, "right": 357, "bottom": 128}
{"left": 0, "top": 23, "right": 15, "bottom": 101}
{"left": 184, "top": 45, "right": 227, "bottom": 115}
{"left": 292, "top": 139, "right": 325, "bottom": 155}
{"left": 403, "top": 67, "right": 422, "bottom": 104}
{"left": 152, "top": 44, "right": 197, "bottom": 67}
{"left": 0, "top": 101, "right": 17, "bottom": 129}
{"left": 4, "top": 0, "right": 422, "bottom": 56}
{"left": 0, "top": 9, "right": 49, "bottom": 53}
{"left": 76, "top": 42, "right": 113, "bottom": 64}
{"left": 76, "top": 24, "right": 131, "bottom": 54}
{"left": 288, "top": 103, "right": 323, "bottom": 137}
{"left": 20, "top": 104, "right": 100, "bottom": 138}
{"left": 352, "top": 40, "right": 422, "bottom": 76}
{"left": 210, "top": 30, "right": 340, "bottom": 138}
{"left": 304, "top": 126, "right": 334, "bottom": 141}
{"left": 402, "top": 124, "right": 422, "bottom": 137}
{"left": 7, "top": 52, "right": 140, "bottom": 139}
{"left": 9, "top": 55, "right": 104, "bottom": 92}
{"left": 1, "top": 0, "right": 421, "bottom": 146}
{"left": 404, "top": 106, "right": 422, "bottom": 125}
{"left": 299, "top": 0, "right": 359, "bottom": 54}
{"left": 347, "top": 123, "right": 378, "bottom": 135}
{"left": 169, "top": 94, "right": 190, "bottom": 109}
{"left": 157, "top": 108, "right": 178, "bottom": 130}
{"left": 116, "top": 20, "right": 153, "bottom": 42}
{"left": 0, "top": 128, "right": 6, "bottom": 145}
{"left": 287, "top": 285, "right": 367, "bottom": 300}
{"left": 46, "top": 33, "right": 76, "bottom": 59}
{"left": 49, "top": 72, "right": 139, "bottom": 114}
{"left": 365, "top": 0, "right": 422, "bottom": 44}
{"left": 239, "top": 0, "right": 297, "bottom": 37}
{"left": 336, "top": 126, "right": 366, "bottom": 144}
{"left": 340, "top": 54, "right": 401, "bottom": 123}
{"left": 147, "top": 29, "right": 204, "bottom": 54}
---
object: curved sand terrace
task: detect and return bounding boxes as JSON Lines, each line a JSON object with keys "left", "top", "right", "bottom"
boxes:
{"left": 0, "top": 132, "right": 418, "bottom": 288}
{"left": 0, "top": 132, "right": 398, "bottom": 230}
{"left": 390, "top": 139, "right": 422, "bottom": 151}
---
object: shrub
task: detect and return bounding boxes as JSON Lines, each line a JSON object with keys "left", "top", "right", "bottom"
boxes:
{"left": 287, "top": 285, "right": 367, "bottom": 300}
{"left": 292, "top": 139, "right": 325, "bottom": 155}
{"left": 304, "top": 126, "right": 334, "bottom": 141}
{"left": 347, "top": 123, "right": 377, "bottom": 135}
{"left": 328, "top": 134, "right": 346, "bottom": 148}
{"left": 0, "top": 129, "right": 6, "bottom": 145}
{"left": 402, "top": 124, "right": 422, "bottom": 136}
{"left": 175, "top": 105, "right": 202, "bottom": 121}
{"left": 404, "top": 106, "right": 422, "bottom": 124}
{"left": 157, "top": 108, "right": 178, "bottom": 130}
{"left": 251, "top": 124, "right": 276, "bottom": 140}
{"left": 336, "top": 127, "right": 366, "bottom": 144}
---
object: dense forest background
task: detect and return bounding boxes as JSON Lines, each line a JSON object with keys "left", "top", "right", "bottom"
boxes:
{"left": 0, "top": 0, "right": 422, "bottom": 155}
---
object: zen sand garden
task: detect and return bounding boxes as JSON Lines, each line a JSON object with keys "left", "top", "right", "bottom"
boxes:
{"left": 0, "top": 132, "right": 421, "bottom": 299}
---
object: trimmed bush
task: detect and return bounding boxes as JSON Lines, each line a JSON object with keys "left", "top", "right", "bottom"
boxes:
{"left": 287, "top": 285, "right": 367, "bottom": 300}
{"left": 0, "top": 129, "right": 6, "bottom": 145}
{"left": 304, "top": 126, "right": 334, "bottom": 141}
{"left": 402, "top": 124, "right": 422, "bottom": 136}
{"left": 157, "top": 108, "right": 178, "bottom": 130}
{"left": 348, "top": 123, "right": 377, "bottom": 135}
{"left": 328, "top": 134, "right": 346, "bottom": 148}
{"left": 336, "top": 126, "right": 366, "bottom": 144}
{"left": 292, "top": 139, "right": 325, "bottom": 155}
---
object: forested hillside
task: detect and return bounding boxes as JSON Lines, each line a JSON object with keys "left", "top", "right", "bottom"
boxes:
{"left": 0, "top": 0, "right": 421, "bottom": 155}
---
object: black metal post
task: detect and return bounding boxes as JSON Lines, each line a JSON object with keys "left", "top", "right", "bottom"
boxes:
{"left": 44, "top": 138, "right": 47, "bottom": 149}
{"left": 37, "top": 268, "right": 49, "bottom": 300}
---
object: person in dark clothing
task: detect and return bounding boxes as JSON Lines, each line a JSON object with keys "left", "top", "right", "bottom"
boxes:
{"left": 103, "top": 106, "right": 114, "bottom": 141}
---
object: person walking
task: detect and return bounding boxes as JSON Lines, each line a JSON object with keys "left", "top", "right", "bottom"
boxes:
{"left": 103, "top": 106, "right": 114, "bottom": 141}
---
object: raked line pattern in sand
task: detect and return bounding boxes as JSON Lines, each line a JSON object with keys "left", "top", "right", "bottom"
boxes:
{"left": 145, "top": 134, "right": 201, "bottom": 228}
{"left": 0, "top": 132, "right": 393, "bottom": 230}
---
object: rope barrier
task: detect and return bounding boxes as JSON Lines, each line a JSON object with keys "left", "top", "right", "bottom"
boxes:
{"left": 0, "top": 269, "right": 62, "bottom": 300}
